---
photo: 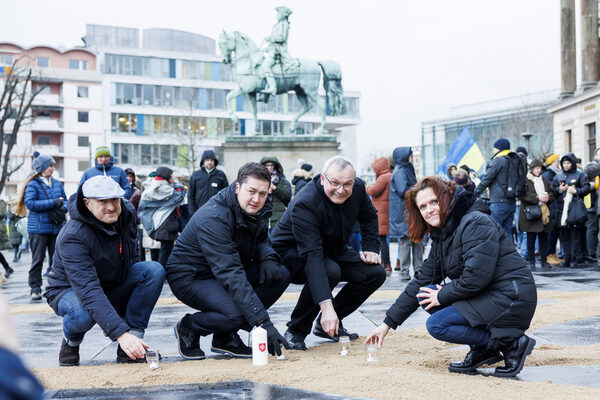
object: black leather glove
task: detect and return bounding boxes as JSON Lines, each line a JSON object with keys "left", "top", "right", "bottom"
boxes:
{"left": 259, "top": 259, "right": 281, "bottom": 285}
{"left": 261, "top": 319, "right": 289, "bottom": 356}
{"left": 54, "top": 198, "right": 63, "bottom": 208}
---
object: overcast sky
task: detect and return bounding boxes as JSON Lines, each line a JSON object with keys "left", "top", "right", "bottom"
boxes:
{"left": 2, "top": 0, "right": 562, "bottom": 165}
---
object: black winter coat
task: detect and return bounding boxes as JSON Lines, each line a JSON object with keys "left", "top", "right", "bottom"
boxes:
{"left": 166, "top": 183, "right": 277, "bottom": 327}
{"left": 44, "top": 188, "right": 140, "bottom": 341}
{"left": 188, "top": 167, "right": 229, "bottom": 215}
{"left": 474, "top": 151, "right": 513, "bottom": 203}
{"left": 551, "top": 153, "right": 591, "bottom": 226}
{"left": 518, "top": 175, "right": 554, "bottom": 233}
{"left": 384, "top": 187, "right": 537, "bottom": 347}
{"left": 542, "top": 167, "right": 561, "bottom": 225}
{"left": 271, "top": 176, "right": 380, "bottom": 304}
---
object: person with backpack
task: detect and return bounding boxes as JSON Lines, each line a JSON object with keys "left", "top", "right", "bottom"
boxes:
{"left": 552, "top": 153, "right": 591, "bottom": 267}
{"left": 474, "top": 138, "right": 527, "bottom": 238}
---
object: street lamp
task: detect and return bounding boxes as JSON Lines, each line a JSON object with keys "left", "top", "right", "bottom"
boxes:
{"left": 521, "top": 132, "right": 534, "bottom": 156}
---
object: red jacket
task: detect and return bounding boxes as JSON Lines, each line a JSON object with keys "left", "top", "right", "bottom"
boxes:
{"left": 366, "top": 157, "right": 391, "bottom": 235}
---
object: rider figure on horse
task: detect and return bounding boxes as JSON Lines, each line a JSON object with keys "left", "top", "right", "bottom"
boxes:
{"left": 261, "top": 6, "right": 293, "bottom": 96}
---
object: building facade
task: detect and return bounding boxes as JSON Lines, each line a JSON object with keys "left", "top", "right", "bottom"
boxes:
{"left": 421, "top": 91, "right": 558, "bottom": 176}
{"left": 0, "top": 43, "right": 102, "bottom": 195}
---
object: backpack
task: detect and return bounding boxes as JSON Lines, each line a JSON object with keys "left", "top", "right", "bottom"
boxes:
{"left": 505, "top": 152, "right": 528, "bottom": 199}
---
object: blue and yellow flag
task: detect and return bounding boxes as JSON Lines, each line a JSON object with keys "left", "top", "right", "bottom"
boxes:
{"left": 436, "top": 127, "right": 485, "bottom": 175}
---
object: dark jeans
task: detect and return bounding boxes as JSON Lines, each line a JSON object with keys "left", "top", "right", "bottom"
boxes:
{"left": 379, "top": 235, "right": 390, "bottom": 265}
{"left": 56, "top": 261, "right": 165, "bottom": 344}
{"left": 280, "top": 246, "right": 386, "bottom": 337}
{"left": 489, "top": 202, "right": 516, "bottom": 240}
{"left": 419, "top": 285, "right": 490, "bottom": 346}
{"left": 559, "top": 227, "right": 579, "bottom": 263}
{"left": 586, "top": 213, "right": 598, "bottom": 258}
{"left": 158, "top": 240, "right": 174, "bottom": 268}
{"left": 169, "top": 263, "right": 291, "bottom": 336}
{"left": 28, "top": 233, "right": 56, "bottom": 291}
{"left": 12, "top": 244, "right": 21, "bottom": 261}
{"left": 547, "top": 227, "right": 560, "bottom": 256}
{"left": 0, "top": 251, "right": 9, "bottom": 273}
{"left": 137, "top": 228, "right": 145, "bottom": 262}
{"left": 526, "top": 231, "right": 548, "bottom": 263}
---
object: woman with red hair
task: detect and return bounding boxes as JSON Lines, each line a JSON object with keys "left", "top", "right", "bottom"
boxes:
{"left": 366, "top": 177, "right": 537, "bottom": 378}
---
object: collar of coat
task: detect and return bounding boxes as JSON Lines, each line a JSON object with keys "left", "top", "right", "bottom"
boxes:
{"left": 492, "top": 149, "right": 511, "bottom": 159}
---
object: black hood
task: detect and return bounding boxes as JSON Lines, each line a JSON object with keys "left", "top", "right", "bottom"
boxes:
{"left": 430, "top": 185, "right": 489, "bottom": 240}
{"left": 69, "top": 185, "right": 132, "bottom": 236}
{"left": 201, "top": 150, "right": 219, "bottom": 167}
{"left": 560, "top": 152, "right": 577, "bottom": 173}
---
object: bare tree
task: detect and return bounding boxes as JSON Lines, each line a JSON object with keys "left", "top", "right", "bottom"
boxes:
{"left": 0, "top": 59, "right": 44, "bottom": 193}
{"left": 174, "top": 90, "right": 205, "bottom": 176}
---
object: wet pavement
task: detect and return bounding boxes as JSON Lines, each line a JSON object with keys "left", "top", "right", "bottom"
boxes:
{"left": 4, "top": 244, "right": 600, "bottom": 395}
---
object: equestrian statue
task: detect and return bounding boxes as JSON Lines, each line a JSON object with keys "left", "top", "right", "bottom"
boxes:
{"left": 219, "top": 6, "right": 346, "bottom": 135}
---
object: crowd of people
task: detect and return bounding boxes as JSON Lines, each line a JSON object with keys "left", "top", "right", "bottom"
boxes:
{"left": 8, "top": 137, "right": 589, "bottom": 392}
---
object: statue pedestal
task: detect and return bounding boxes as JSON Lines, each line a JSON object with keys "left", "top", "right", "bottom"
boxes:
{"left": 221, "top": 135, "right": 340, "bottom": 181}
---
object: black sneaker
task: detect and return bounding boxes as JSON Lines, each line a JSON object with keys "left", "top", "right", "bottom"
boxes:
{"left": 4, "top": 267, "right": 14, "bottom": 279}
{"left": 30, "top": 290, "right": 42, "bottom": 301}
{"left": 174, "top": 315, "right": 205, "bottom": 360}
{"left": 313, "top": 317, "right": 359, "bottom": 342}
{"left": 58, "top": 338, "right": 80, "bottom": 367}
{"left": 283, "top": 329, "right": 307, "bottom": 351}
{"left": 211, "top": 332, "right": 252, "bottom": 358}
{"left": 117, "top": 344, "right": 146, "bottom": 363}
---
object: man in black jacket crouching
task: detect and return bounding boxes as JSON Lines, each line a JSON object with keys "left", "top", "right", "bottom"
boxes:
{"left": 166, "top": 162, "right": 290, "bottom": 359}
{"left": 271, "top": 155, "right": 387, "bottom": 350}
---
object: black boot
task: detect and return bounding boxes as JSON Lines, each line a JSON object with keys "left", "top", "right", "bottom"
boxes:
{"left": 58, "top": 338, "right": 80, "bottom": 367}
{"left": 312, "top": 315, "right": 359, "bottom": 342}
{"left": 211, "top": 332, "right": 252, "bottom": 358}
{"left": 4, "top": 267, "right": 14, "bottom": 279}
{"left": 494, "top": 335, "right": 536, "bottom": 377}
{"left": 448, "top": 345, "right": 502, "bottom": 373}
{"left": 174, "top": 314, "right": 205, "bottom": 360}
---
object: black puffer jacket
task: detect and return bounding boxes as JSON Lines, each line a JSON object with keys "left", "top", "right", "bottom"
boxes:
{"left": 384, "top": 186, "right": 537, "bottom": 347}
{"left": 271, "top": 176, "right": 380, "bottom": 304}
{"left": 188, "top": 150, "right": 229, "bottom": 215}
{"left": 474, "top": 150, "right": 513, "bottom": 203}
{"left": 165, "top": 183, "right": 277, "bottom": 327}
{"left": 551, "top": 153, "right": 590, "bottom": 224}
{"left": 44, "top": 187, "right": 140, "bottom": 341}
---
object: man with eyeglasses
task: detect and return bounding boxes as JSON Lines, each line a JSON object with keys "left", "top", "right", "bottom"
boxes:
{"left": 271, "top": 155, "right": 387, "bottom": 350}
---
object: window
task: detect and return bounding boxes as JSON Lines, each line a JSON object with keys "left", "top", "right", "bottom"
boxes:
{"left": 566, "top": 129, "right": 572, "bottom": 153}
{"left": 37, "top": 57, "right": 50, "bottom": 67}
{"left": 78, "top": 160, "right": 90, "bottom": 171}
{"left": 0, "top": 54, "right": 13, "bottom": 66}
{"left": 77, "top": 111, "right": 89, "bottom": 123}
{"left": 77, "top": 86, "right": 89, "bottom": 98}
{"left": 37, "top": 136, "right": 51, "bottom": 145}
{"left": 77, "top": 136, "right": 89, "bottom": 147}
{"left": 587, "top": 123, "right": 596, "bottom": 162}
{"left": 37, "top": 85, "right": 51, "bottom": 95}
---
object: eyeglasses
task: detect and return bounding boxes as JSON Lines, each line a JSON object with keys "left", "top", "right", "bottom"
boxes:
{"left": 324, "top": 174, "right": 354, "bottom": 190}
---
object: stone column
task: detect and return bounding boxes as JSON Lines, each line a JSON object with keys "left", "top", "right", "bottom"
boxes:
{"left": 560, "top": 0, "right": 576, "bottom": 98}
{"left": 580, "top": 0, "right": 599, "bottom": 90}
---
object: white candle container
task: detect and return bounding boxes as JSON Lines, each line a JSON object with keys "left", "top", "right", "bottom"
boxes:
{"left": 252, "top": 326, "right": 268, "bottom": 366}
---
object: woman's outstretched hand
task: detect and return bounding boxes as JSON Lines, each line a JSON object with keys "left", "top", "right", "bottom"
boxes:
{"left": 365, "top": 323, "right": 390, "bottom": 348}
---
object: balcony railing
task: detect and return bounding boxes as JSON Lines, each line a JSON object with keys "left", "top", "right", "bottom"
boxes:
{"left": 32, "top": 93, "right": 63, "bottom": 108}
{"left": 31, "top": 118, "right": 64, "bottom": 132}
{"left": 33, "top": 144, "right": 63, "bottom": 155}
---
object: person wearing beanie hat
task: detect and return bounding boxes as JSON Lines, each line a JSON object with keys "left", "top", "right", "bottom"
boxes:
{"left": 14, "top": 152, "right": 67, "bottom": 301}
{"left": 516, "top": 146, "right": 528, "bottom": 157}
{"left": 453, "top": 168, "right": 475, "bottom": 193}
{"left": 292, "top": 162, "right": 315, "bottom": 196}
{"left": 79, "top": 145, "right": 132, "bottom": 200}
{"left": 474, "top": 137, "right": 519, "bottom": 238}
{"left": 541, "top": 153, "right": 563, "bottom": 266}
{"left": 139, "top": 167, "right": 186, "bottom": 269}
{"left": 517, "top": 158, "right": 554, "bottom": 269}
{"left": 45, "top": 174, "right": 165, "bottom": 366}
{"left": 188, "top": 150, "right": 229, "bottom": 215}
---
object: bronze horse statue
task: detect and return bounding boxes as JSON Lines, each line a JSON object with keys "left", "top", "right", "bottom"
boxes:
{"left": 219, "top": 30, "right": 345, "bottom": 135}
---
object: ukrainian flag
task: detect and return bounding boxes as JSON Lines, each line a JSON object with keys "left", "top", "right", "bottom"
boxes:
{"left": 436, "top": 127, "right": 485, "bottom": 175}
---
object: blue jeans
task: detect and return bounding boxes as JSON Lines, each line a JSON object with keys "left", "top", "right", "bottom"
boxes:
{"left": 57, "top": 261, "right": 165, "bottom": 344}
{"left": 419, "top": 285, "right": 490, "bottom": 346}
{"left": 489, "top": 202, "right": 516, "bottom": 240}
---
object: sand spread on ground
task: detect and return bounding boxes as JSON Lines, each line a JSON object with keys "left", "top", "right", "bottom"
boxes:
{"left": 28, "top": 290, "right": 600, "bottom": 399}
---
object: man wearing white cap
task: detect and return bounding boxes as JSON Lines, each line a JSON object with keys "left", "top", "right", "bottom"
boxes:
{"left": 44, "top": 175, "right": 165, "bottom": 366}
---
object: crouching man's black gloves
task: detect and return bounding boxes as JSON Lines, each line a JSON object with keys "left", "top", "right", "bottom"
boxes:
{"left": 260, "top": 319, "right": 289, "bottom": 356}
{"left": 259, "top": 259, "right": 281, "bottom": 285}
